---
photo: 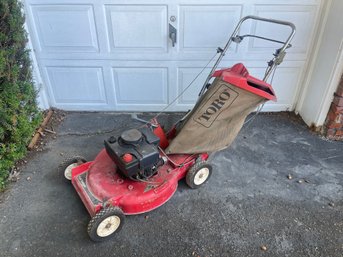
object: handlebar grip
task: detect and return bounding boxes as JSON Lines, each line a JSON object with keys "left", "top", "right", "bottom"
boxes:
{"left": 243, "top": 15, "right": 296, "bottom": 33}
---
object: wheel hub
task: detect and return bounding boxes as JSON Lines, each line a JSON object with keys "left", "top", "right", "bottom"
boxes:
{"left": 194, "top": 167, "right": 210, "bottom": 185}
{"left": 96, "top": 216, "right": 121, "bottom": 237}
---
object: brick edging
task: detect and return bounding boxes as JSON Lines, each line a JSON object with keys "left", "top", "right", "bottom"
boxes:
{"left": 324, "top": 75, "right": 343, "bottom": 140}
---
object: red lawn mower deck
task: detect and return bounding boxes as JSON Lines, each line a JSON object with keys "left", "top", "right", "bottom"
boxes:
{"left": 62, "top": 125, "right": 210, "bottom": 242}
{"left": 71, "top": 149, "right": 209, "bottom": 217}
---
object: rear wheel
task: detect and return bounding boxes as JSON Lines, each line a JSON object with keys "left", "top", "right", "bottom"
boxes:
{"left": 186, "top": 161, "right": 212, "bottom": 189}
{"left": 87, "top": 207, "right": 125, "bottom": 242}
{"left": 59, "top": 156, "right": 87, "bottom": 180}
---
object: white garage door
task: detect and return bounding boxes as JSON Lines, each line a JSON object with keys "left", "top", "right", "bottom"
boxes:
{"left": 24, "top": 0, "right": 323, "bottom": 112}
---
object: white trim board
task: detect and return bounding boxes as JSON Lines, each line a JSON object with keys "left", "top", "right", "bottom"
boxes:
{"left": 24, "top": 8, "right": 50, "bottom": 109}
{"left": 296, "top": 0, "right": 343, "bottom": 127}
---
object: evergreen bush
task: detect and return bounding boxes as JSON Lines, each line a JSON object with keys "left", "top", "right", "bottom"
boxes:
{"left": 0, "top": 0, "right": 42, "bottom": 190}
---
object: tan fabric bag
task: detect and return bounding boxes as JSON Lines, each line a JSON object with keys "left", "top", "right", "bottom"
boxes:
{"left": 166, "top": 77, "right": 267, "bottom": 154}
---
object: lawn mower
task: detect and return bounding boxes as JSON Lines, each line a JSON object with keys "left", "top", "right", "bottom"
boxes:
{"left": 60, "top": 16, "right": 295, "bottom": 242}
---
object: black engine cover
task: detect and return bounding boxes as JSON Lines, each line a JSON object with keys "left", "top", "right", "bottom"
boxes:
{"left": 104, "top": 128, "right": 161, "bottom": 178}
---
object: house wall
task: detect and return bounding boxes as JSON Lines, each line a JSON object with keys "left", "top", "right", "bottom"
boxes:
{"left": 297, "top": 0, "right": 343, "bottom": 127}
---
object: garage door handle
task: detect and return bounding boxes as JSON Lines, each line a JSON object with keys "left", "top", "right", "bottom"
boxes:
{"left": 169, "top": 24, "right": 177, "bottom": 47}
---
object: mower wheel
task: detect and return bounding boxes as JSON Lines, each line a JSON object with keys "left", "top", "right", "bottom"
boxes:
{"left": 87, "top": 207, "right": 125, "bottom": 242}
{"left": 186, "top": 161, "right": 212, "bottom": 189}
{"left": 59, "top": 155, "right": 87, "bottom": 180}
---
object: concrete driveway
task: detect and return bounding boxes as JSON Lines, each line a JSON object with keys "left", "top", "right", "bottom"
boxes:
{"left": 0, "top": 112, "right": 342, "bottom": 257}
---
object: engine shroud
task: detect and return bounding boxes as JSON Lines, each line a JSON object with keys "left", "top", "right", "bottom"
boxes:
{"left": 104, "top": 128, "right": 161, "bottom": 178}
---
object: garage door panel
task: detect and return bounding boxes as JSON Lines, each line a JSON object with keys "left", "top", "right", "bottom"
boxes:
{"left": 177, "top": 67, "right": 212, "bottom": 105}
{"left": 46, "top": 67, "right": 107, "bottom": 105}
{"left": 24, "top": 0, "right": 323, "bottom": 111}
{"left": 30, "top": 5, "right": 98, "bottom": 53}
{"left": 112, "top": 67, "right": 168, "bottom": 105}
{"left": 179, "top": 5, "right": 242, "bottom": 53}
{"left": 251, "top": 5, "right": 318, "bottom": 55}
{"left": 105, "top": 5, "right": 168, "bottom": 52}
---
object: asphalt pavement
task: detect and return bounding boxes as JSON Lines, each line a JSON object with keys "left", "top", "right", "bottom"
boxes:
{"left": 0, "top": 112, "right": 342, "bottom": 257}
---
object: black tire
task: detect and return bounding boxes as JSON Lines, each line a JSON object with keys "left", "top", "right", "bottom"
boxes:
{"left": 186, "top": 161, "right": 212, "bottom": 189}
{"left": 59, "top": 155, "right": 87, "bottom": 180}
{"left": 87, "top": 207, "right": 125, "bottom": 242}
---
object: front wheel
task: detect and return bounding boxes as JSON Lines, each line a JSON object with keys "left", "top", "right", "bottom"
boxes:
{"left": 186, "top": 161, "right": 212, "bottom": 189}
{"left": 87, "top": 207, "right": 125, "bottom": 242}
{"left": 59, "top": 155, "right": 87, "bottom": 180}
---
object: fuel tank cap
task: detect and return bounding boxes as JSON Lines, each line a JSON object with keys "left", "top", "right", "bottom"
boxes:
{"left": 121, "top": 129, "right": 142, "bottom": 144}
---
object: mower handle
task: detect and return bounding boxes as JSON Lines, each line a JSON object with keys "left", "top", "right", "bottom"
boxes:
{"left": 198, "top": 15, "right": 296, "bottom": 97}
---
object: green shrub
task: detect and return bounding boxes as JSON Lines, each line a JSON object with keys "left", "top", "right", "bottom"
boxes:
{"left": 0, "top": 0, "right": 42, "bottom": 190}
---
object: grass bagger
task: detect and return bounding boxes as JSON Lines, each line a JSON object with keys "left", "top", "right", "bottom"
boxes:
{"left": 60, "top": 16, "right": 295, "bottom": 242}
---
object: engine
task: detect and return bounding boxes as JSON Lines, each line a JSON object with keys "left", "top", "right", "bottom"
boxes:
{"left": 104, "top": 128, "right": 163, "bottom": 179}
